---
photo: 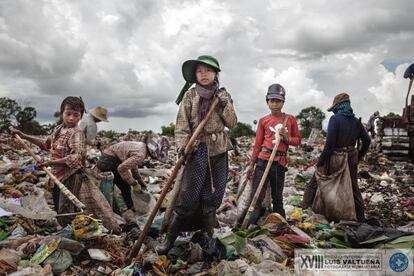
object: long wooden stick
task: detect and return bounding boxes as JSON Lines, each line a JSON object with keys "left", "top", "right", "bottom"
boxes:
{"left": 160, "top": 167, "right": 183, "bottom": 234}
{"left": 126, "top": 98, "right": 220, "bottom": 262}
{"left": 236, "top": 168, "right": 250, "bottom": 202}
{"left": 14, "top": 134, "right": 85, "bottom": 210}
{"left": 241, "top": 126, "right": 282, "bottom": 230}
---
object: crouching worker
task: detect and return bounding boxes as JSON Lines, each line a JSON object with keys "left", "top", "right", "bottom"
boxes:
{"left": 97, "top": 132, "right": 170, "bottom": 211}
{"left": 11, "top": 96, "right": 86, "bottom": 226}
{"left": 156, "top": 55, "right": 237, "bottom": 255}
{"left": 244, "top": 84, "right": 301, "bottom": 224}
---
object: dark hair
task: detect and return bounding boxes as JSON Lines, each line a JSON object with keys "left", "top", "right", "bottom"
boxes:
{"left": 60, "top": 96, "right": 85, "bottom": 115}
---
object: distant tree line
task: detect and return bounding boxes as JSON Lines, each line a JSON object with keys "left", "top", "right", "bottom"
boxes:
{"left": 0, "top": 97, "right": 61, "bottom": 135}
{"left": 159, "top": 106, "right": 329, "bottom": 140}
{"left": 2, "top": 96, "right": 382, "bottom": 140}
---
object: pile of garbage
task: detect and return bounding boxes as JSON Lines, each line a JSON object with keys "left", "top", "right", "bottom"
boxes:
{"left": 359, "top": 152, "right": 414, "bottom": 228}
{"left": 1, "top": 132, "right": 413, "bottom": 275}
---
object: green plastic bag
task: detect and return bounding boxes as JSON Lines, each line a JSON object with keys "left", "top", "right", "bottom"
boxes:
{"left": 0, "top": 218, "right": 9, "bottom": 241}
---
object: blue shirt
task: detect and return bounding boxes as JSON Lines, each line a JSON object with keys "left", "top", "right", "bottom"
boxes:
{"left": 318, "top": 114, "right": 371, "bottom": 164}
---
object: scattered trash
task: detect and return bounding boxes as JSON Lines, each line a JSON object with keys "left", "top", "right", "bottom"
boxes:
{"left": 289, "top": 207, "right": 302, "bottom": 220}
{"left": 0, "top": 248, "right": 21, "bottom": 274}
{"left": 72, "top": 215, "right": 102, "bottom": 240}
{"left": 370, "top": 193, "right": 385, "bottom": 204}
{"left": 9, "top": 224, "right": 27, "bottom": 239}
{"left": 88, "top": 248, "right": 113, "bottom": 261}
{"left": 0, "top": 189, "right": 56, "bottom": 220}
{"left": 43, "top": 249, "right": 72, "bottom": 274}
{"left": 1, "top": 132, "right": 413, "bottom": 274}
{"left": 132, "top": 190, "right": 156, "bottom": 216}
{"left": 30, "top": 238, "right": 60, "bottom": 265}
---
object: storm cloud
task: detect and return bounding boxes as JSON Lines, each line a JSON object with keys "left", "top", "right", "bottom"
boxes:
{"left": 0, "top": 0, "right": 413, "bottom": 132}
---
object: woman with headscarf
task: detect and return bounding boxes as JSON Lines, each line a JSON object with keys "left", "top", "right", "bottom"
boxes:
{"left": 303, "top": 93, "right": 370, "bottom": 222}
{"left": 156, "top": 55, "right": 237, "bottom": 255}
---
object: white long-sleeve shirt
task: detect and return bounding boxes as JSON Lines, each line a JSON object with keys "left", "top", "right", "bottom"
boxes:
{"left": 78, "top": 113, "right": 97, "bottom": 146}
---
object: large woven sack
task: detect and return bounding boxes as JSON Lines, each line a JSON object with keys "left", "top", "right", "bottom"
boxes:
{"left": 312, "top": 151, "right": 356, "bottom": 222}
{"left": 236, "top": 168, "right": 271, "bottom": 226}
{"left": 160, "top": 167, "right": 183, "bottom": 233}
{"left": 79, "top": 170, "right": 122, "bottom": 233}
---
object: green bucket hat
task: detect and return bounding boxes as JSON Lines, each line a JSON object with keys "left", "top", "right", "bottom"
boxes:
{"left": 176, "top": 55, "right": 221, "bottom": 105}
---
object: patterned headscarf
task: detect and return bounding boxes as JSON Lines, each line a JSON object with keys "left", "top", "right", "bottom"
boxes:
{"left": 332, "top": 101, "right": 355, "bottom": 117}
{"left": 146, "top": 132, "right": 170, "bottom": 163}
{"left": 196, "top": 79, "right": 219, "bottom": 123}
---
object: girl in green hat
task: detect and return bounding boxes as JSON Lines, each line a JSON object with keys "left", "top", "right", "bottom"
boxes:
{"left": 156, "top": 56, "right": 237, "bottom": 255}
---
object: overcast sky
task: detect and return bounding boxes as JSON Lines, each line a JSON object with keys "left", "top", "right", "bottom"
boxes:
{"left": 1, "top": 0, "right": 414, "bottom": 133}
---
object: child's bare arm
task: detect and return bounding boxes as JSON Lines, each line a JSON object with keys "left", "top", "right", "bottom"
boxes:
{"left": 10, "top": 127, "right": 50, "bottom": 150}
{"left": 38, "top": 158, "right": 67, "bottom": 168}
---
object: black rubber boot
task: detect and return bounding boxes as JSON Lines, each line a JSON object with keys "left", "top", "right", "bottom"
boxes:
{"left": 248, "top": 207, "right": 262, "bottom": 225}
{"left": 156, "top": 212, "right": 182, "bottom": 255}
{"left": 202, "top": 212, "right": 215, "bottom": 237}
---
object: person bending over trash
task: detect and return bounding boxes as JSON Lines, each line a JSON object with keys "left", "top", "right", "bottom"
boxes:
{"left": 11, "top": 96, "right": 86, "bottom": 226}
{"left": 244, "top": 84, "right": 301, "bottom": 224}
{"left": 156, "top": 55, "right": 237, "bottom": 255}
{"left": 97, "top": 132, "right": 170, "bottom": 211}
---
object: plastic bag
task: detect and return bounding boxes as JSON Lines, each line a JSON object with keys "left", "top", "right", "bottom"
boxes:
{"left": 132, "top": 190, "right": 156, "bottom": 216}
{"left": 0, "top": 188, "right": 56, "bottom": 220}
{"left": 88, "top": 248, "right": 112, "bottom": 261}
{"left": 290, "top": 208, "right": 302, "bottom": 220}
{"left": 30, "top": 238, "right": 60, "bottom": 265}
{"left": 72, "top": 215, "right": 102, "bottom": 240}
{"left": 0, "top": 218, "right": 9, "bottom": 240}
{"left": 43, "top": 249, "right": 72, "bottom": 274}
